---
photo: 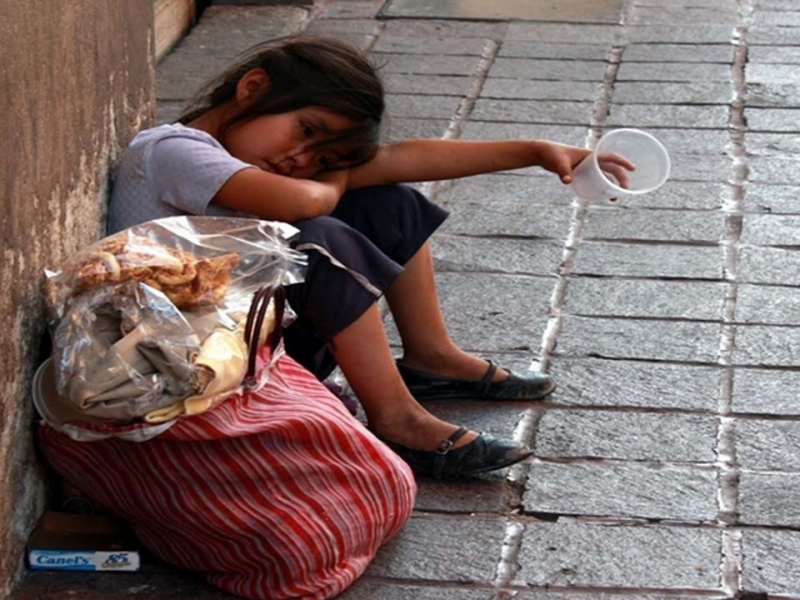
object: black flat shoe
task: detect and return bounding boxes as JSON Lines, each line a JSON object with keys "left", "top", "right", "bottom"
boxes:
{"left": 384, "top": 427, "right": 534, "bottom": 480}
{"left": 397, "top": 360, "right": 556, "bottom": 402}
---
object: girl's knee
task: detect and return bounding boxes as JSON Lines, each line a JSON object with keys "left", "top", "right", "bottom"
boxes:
{"left": 293, "top": 215, "right": 350, "bottom": 241}
{"left": 343, "top": 183, "right": 426, "bottom": 215}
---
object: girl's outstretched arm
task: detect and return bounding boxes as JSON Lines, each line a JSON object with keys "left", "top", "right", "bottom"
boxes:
{"left": 347, "top": 139, "right": 634, "bottom": 188}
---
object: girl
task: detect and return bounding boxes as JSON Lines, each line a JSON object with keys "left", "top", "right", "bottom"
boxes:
{"left": 38, "top": 36, "right": 634, "bottom": 600}
{"left": 107, "top": 36, "right": 632, "bottom": 475}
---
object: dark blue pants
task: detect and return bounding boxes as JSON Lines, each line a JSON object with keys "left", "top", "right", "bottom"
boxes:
{"left": 284, "top": 185, "right": 448, "bottom": 380}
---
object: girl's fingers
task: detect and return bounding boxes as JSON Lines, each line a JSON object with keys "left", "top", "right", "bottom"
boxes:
{"left": 602, "top": 162, "right": 632, "bottom": 189}
{"left": 558, "top": 154, "right": 576, "bottom": 183}
{"left": 598, "top": 151, "right": 636, "bottom": 171}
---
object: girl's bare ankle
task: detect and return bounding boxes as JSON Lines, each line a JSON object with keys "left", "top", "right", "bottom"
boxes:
{"left": 371, "top": 411, "right": 476, "bottom": 451}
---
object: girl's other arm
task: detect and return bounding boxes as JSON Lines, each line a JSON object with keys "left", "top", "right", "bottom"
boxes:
{"left": 213, "top": 167, "right": 347, "bottom": 221}
{"left": 347, "top": 139, "right": 633, "bottom": 188}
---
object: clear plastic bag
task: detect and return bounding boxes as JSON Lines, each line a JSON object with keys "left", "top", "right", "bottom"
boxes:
{"left": 40, "top": 216, "right": 306, "bottom": 438}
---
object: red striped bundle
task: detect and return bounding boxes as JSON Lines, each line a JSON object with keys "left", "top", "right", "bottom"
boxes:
{"left": 38, "top": 351, "right": 416, "bottom": 599}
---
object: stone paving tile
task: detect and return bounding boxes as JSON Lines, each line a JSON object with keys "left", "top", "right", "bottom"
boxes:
{"left": 733, "top": 324, "right": 800, "bottom": 367}
{"left": 746, "top": 82, "right": 800, "bottom": 108}
{"left": 735, "top": 419, "right": 800, "bottom": 471}
{"left": 425, "top": 401, "right": 527, "bottom": 440}
{"left": 307, "top": 31, "right": 372, "bottom": 51}
{"left": 565, "top": 278, "right": 724, "bottom": 320}
{"left": 382, "top": 117, "right": 450, "bottom": 142}
{"left": 506, "top": 23, "right": 620, "bottom": 45}
{"left": 741, "top": 529, "right": 800, "bottom": 595}
{"left": 339, "top": 582, "right": 492, "bottom": 600}
{"left": 432, "top": 273, "right": 553, "bottom": 353}
{"left": 377, "top": 53, "right": 479, "bottom": 76}
{"left": 736, "top": 283, "right": 800, "bottom": 325}
{"left": 440, "top": 198, "right": 573, "bottom": 237}
{"left": 437, "top": 174, "right": 575, "bottom": 206}
{"left": 583, "top": 208, "right": 724, "bottom": 242}
{"left": 17, "top": 565, "right": 233, "bottom": 600}
{"left": 382, "top": 0, "right": 625, "bottom": 23}
{"left": 460, "top": 122, "right": 589, "bottom": 147}
{"left": 433, "top": 236, "right": 565, "bottom": 276}
{"left": 383, "top": 19, "right": 509, "bottom": 40}
{"left": 365, "top": 516, "right": 505, "bottom": 581}
{"left": 481, "top": 79, "right": 603, "bottom": 102}
{"left": 738, "top": 246, "right": 800, "bottom": 285}
{"left": 753, "top": 10, "right": 800, "bottom": 27}
{"left": 556, "top": 316, "right": 721, "bottom": 363}
{"left": 303, "top": 17, "right": 380, "bottom": 35}
{"left": 668, "top": 154, "right": 731, "bottom": 182}
{"left": 742, "top": 213, "right": 800, "bottom": 245}
{"left": 318, "top": 0, "right": 384, "bottom": 20}
{"left": 629, "top": 6, "right": 738, "bottom": 26}
{"left": 748, "top": 25, "right": 800, "bottom": 46}
{"left": 612, "top": 181, "right": 724, "bottom": 210}
{"left": 498, "top": 42, "right": 610, "bottom": 60}
{"left": 751, "top": 0, "right": 799, "bottom": 9}
{"left": 749, "top": 45, "right": 800, "bottom": 64}
{"left": 381, "top": 73, "right": 473, "bottom": 96}
{"left": 747, "top": 108, "right": 800, "bottom": 132}
{"left": 470, "top": 99, "right": 594, "bottom": 125}
{"left": 386, "top": 94, "right": 462, "bottom": 119}
{"left": 625, "top": 24, "right": 735, "bottom": 43}
{"left": 744, "top": 183, "right": 800, "bottom": 215}
{"left": 632, "top": 0, "right": 737, "bottom": 8}
{"left": 414, "top": 476, "right": 507, "bottom": 515}
{"left": 739, "top": 472, "right": 800, "bottom": 526}
{"left": 514, "top": 521, "right": 721, "bottom": 589}
{"left": 572, "top": 242, "right": 723, "bottom": 279}
{"left": 156, "top": 100, "right": 184, "bottom": 125}
{"left": 156, "top": 5, "right": 307, "bottom": 99}
{"left": 638, "top": 127, "right": 729, "bottom": 155}
{"left": 672, "top": 154, "right": 732, "bottom": 182}
{"left": 747, "top": 133, "right": 800, "bottom": 157}
{"left": 525, "top": 462, "right": 718, "bottom": 520}
{"left": 550, "top": 357, "right": 720, "bottom": 411}
{"left": 732, "top": 367, "right": 800, "bottom": 415}
{"left": 489, "top": 59, "right": 608, "bottom": 82}
{"left": 535, "top": 409, "right": 718, "bottom": 462}
{"left": 751, "top": 157, "right": 800, "bottom": 184}
{"left": 514, "top": 593, "right": 724, "bottom": 600}
{"left": 156, "top": 56, "right": 239, "bottom": 100}
{"left": 372, "top": 35, "right": 487, "bottom": 56}
{"left": 624, "top": 43, "right": 734, "bottom": 63}
{"left": 747, "top": 64, "right": 800, "bottom": 85}
{"left": 607, "top": 104, "right": 729, "bottom": 129}
{"left": 616, "top": 62, "right": 732, "bottom": 82}
{"left": 613, "top": 81, "right": 732, "bottom": 104}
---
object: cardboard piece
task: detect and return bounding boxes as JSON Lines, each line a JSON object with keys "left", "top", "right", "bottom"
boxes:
{"left": 28, "top": 511, "right": 140, "bottom": 572}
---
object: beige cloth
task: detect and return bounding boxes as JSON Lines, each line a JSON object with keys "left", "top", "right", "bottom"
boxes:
{"left": 144, "top": 329, "right": 248, "bottom": 423}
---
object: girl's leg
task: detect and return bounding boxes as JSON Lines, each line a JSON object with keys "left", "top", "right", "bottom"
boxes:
{"left": 329, "top": 303, "right": 479, "bottom": 451}
{"left": 385, "top": 240, "right": 508, "bottom": 382}
{"left": 331, "top": 184, "right": 507, "bottom": 382}
{"left": 283, "top": 215, "right": 478, "bottom": 450}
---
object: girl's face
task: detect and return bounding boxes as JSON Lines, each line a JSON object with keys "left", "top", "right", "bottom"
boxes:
{"left": 222, "top": 107, "right": 357, "bottom": 180}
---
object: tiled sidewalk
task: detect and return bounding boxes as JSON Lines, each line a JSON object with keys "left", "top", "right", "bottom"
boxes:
{"left": 20, "top": 0, "right": 800, "bottom": 598}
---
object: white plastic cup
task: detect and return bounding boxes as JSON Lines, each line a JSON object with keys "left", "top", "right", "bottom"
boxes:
{"left": 570, "top": 128, "right": 671, "bottom": 201}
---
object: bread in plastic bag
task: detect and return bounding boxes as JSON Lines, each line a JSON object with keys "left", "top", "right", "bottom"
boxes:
{"left": 38, "top": 216, "right": 306, "bottom": 440}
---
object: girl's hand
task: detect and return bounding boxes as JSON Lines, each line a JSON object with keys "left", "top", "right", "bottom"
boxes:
{"left": 313, "top": 168, "right": 350, "bottom": 214}
{"left": 535, "top": 141, "right": 636, "bottom": 188}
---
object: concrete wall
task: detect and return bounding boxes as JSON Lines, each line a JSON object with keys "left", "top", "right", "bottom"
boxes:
{"left": 0, "top": 2, "right": 155, "bottom": 595}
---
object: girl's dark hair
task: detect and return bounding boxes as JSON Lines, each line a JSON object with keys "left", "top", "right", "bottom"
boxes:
{"left": 179, "top": 36, "right": 385, "bottom": 168}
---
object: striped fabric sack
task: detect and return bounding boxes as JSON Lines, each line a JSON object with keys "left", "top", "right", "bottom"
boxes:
{"left": 37, "top": 350, "right": 416, "bottom": 600}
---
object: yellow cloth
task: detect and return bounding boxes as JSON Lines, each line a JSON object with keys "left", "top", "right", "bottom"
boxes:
{"left": 144, "top": 328, "right": 248, "bottom": 423}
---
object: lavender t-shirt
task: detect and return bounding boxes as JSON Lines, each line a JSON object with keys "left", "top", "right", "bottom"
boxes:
{"left": 107, "top": 124, "right": 255, "bottom": 234}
